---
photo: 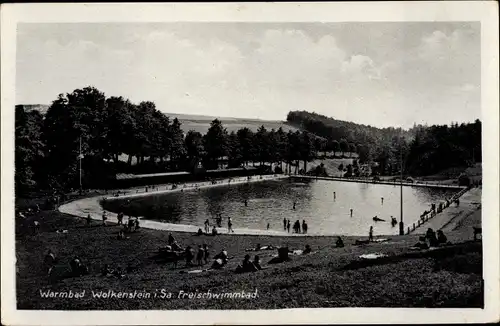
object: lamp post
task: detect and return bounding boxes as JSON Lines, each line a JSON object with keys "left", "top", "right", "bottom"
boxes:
{"left": 399, "top": 136, "right": 404, "bottom": 235}
{"left": 78, "top": 136, "right": 84, "bottom": 193}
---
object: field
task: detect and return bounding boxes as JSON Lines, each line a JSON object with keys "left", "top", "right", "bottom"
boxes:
{"left": 167, "top": 113, "right": 299, "bottom": 135}
{"left": 16, "top": 203, "right": 482, "bottom": 309}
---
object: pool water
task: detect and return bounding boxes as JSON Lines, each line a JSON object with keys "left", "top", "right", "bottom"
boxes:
{"left": 102, "top": 179, "right": 458, "bottom": 236}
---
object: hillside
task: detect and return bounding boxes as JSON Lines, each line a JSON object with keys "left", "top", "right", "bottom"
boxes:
{"left": 287, "top": 110, "right": 411, "bottom": 145}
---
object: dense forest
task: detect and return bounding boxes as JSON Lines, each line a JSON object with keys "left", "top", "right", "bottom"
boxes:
{"left": 15, "top": 86, "right": 481, "bottom": 195}
{"left": 286, "top": 110, "right": 482, "bottom": 177}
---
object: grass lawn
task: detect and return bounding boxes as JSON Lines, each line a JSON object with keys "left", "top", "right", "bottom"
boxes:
{"left": 15, "top": 205, "right": 483, "bottom": 310}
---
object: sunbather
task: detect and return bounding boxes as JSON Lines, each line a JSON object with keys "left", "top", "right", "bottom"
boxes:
{"left": 235, "top": 254, "right": 258, "bottom": 273}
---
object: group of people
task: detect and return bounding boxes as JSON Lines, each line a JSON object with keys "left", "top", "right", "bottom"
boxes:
{"left": 43, "top": 250, "right": 89, "bottom": 278}
{"left": 414, "top": 228, "right": 449, "bottom": 249}
{"left": 164, "top": 233, "right": 230, "bottom": 269}
{"left": 87, "top": 211, "right": 140, "bottom": 234}
{"left": 117, "top": 212, "right": 140, "bottom": 232}
{"left": 202, "top": 214, "right": 233, "bottom": 234}
{"left": 283, "top": 218, "right": 308, "bottom": 234}
{"left": 183, "top": 244, "right": 210, "bottom": 266}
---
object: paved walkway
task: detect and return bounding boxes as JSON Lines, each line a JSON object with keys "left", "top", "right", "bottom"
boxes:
{"left": 411, "top": 187, "right": 481, "bottom": 235}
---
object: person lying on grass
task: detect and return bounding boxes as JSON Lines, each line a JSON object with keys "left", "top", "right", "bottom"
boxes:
{"left": 245, "top": 244, "right": 275, "bottom": 252}
{"left": 101, "top": 264, "right": 126, "bottom": 279}
{"left": 413, "top": 238, "right": 430, "bottom": 250}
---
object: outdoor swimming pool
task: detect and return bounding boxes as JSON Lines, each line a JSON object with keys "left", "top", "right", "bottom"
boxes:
{"left": 102, "top": 178, "right": 458, "bottom": 236}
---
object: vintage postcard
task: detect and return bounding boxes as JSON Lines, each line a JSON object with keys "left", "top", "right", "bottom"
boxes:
{"left": 1, "top": 2, "right": 499, "bottom": 325}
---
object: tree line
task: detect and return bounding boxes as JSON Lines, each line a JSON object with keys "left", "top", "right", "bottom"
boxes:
{"left": 16, "top": 86, "right": 481, "bottom": 195}
{"left": 405, "top": 121, "right": 481, "bottom": 176}
{"left": 286, "top": 110, "right": 482, "bottom": 176}
{"left": 15, "top": 87, "right": 357, "bottom": 194}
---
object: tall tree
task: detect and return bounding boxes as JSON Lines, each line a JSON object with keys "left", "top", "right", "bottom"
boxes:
{"left": 255, "top": 125, "right": 271, "bottom": 166}
{"left": 330, "top": 140, "right": 340, "bottom": 157}
{"left": 275, "top": 127, "right": 288, "bottom": 170}
{"left": 299, "top": 131, "right": 315, "bottom": 172}
{"left": 357, "top": 143, "right": 372, "bottom": 164}
{"left": 104, "top": 96, "right": 136, "bottom": 165}
{"left": 169, "top": 118, "right": 186, "bottom": 170}
{"left": 236, "top": 127, "right": 255, "bottom": 166}
{"left": 184, "top": 130, "right": 204, "bottom": 170}
{"left": 227, "top": 131, "right": 243, "bottom": 168}
{"left": 286, "top": 131, "right": 301, "bottom": 174}
{"left": 339, "top": 138, "right": 348, "bottom": 157}
{"left": 15, "top": 107, "right": 45, "bottom": 192}
{"left": 203, "top": 119, "right": 228, "bottom": 169}
{"left": 349, "top": 143, "right": 357, "bottom": 157}
{"left": 43, "top": 87, "right": 107, "bottom": 189}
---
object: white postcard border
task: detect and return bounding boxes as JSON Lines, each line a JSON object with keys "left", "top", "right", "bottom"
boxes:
{"left": 1, "top": 2, "right": 498, "bottom": 325}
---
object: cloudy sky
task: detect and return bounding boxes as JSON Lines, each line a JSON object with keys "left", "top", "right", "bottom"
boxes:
{"left": 16, "top": 22, "right": 480, "bottom": 128}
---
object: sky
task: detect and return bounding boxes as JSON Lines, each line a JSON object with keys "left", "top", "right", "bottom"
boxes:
{"left": 16, "top": 22, "right": 480, "bottom": 128}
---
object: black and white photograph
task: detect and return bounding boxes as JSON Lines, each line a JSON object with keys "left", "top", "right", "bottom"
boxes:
{"left": 1, "top": 2, "right": 499, "bottom": 325}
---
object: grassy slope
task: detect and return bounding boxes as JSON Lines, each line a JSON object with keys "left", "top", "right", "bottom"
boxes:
{"left": 16, "top": 207, "right": 482, "bottom": 309}
{"left": 306, "top": 157, "right": 357, "bottom": 176}
{"left": 419, "top": 163, "right": 482, "bottom": 181}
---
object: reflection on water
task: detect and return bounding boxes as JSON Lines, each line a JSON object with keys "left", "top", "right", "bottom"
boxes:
{"left": 102, "top": 179, "right": 458, "bottom": 236}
